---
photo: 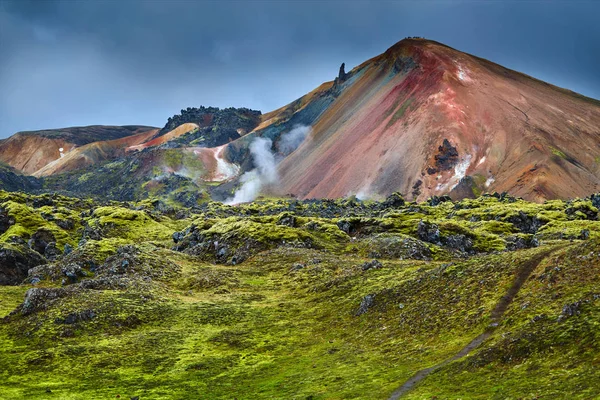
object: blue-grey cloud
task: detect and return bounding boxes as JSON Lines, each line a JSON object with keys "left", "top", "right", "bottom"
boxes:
{"left": 0, "top": 0, "right": 599, "bottom": 138}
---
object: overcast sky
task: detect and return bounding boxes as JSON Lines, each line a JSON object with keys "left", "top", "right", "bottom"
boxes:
{"left": 1, "top": 0, "right": 599, "bottom": 138}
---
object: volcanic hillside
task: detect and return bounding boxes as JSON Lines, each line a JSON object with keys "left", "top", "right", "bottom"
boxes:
{"left": 0, "top": 125, "right": 158, "bottom": 175}
{"left": 235, "top": 38, "right": 600, "bottom": 202}
{"left": 1, "top": 38, "right": 599, "bottom": 204}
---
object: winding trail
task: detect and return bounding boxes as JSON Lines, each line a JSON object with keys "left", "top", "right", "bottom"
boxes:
{"left": 388, "top": 247, "right": 560, "bottom": 399}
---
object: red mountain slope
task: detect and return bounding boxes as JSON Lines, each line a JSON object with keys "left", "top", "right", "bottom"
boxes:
{"left": 273, "top": 39, "right": 600, "bottom": 201}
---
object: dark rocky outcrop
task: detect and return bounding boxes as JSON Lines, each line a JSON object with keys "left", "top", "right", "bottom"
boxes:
{"left": 28, "top": 229, "right": 56, "bottom": 255}
{"left": 0, "top": 163, "right": 42, "bottom": 193}
{"left": 427, "top": 139, "right": 459, "bottom": 174}
{"left": 0, "top": 206, "right": 15, "bottom": 234}
{"left": 338, "top": 63, "right": 347, "bottom": 82}
{"left": 0, "top": 244, "right": 45, "bottom": 285}
{"left": 159, "top": 106, "right": 261, "bottom": 139}
{"left": 417, "top": 221, "right": 441, "bottom": 244}
{"left": 507, "top": 211, "right": 545, "bottom": 234}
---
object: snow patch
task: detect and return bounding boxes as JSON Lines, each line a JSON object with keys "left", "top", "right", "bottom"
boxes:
{"left": 456, "top": 63, "right": 472, "bottom": 82}
{"left": 477, "top": 156, "right": 486, "bottom": 166}
{"left": 485, "top": 176, "right": 495, "bottom": 187}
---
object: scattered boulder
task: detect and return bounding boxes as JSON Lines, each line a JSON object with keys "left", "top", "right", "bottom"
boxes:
{"left": 356, "top": 294, "right": 375, "bottom": 316}
{"left": 63, "top": 243, "right": 73, "bottom": 256}
{"left": 558, "top": 301, "right": 582, "bottom": 322}
{"left": 290, "top": 263, "right": 305, "bottom": 272}
{"left": 172, "top": 231, "right": 185, "bottom": 244}
{"left": 361, "top": 260, "right": 383, "bottom": 271}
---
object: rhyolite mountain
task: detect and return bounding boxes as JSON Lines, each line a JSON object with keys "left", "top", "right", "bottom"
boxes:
{"left": 1, "top": 38, "right": 600, "bottom": 204}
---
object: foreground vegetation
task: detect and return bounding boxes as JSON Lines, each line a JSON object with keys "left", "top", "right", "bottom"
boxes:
{"left": 0, "top": 190, "right": 599, "bottom": 399}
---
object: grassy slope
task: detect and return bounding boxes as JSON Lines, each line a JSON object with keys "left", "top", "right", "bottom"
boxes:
{"left": 0, "top": 192, "right": 599, "bottom": 399}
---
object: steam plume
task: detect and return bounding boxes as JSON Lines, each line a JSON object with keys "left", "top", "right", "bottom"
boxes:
{"left": 225, "top": 125, "right": 311, "bottom": 204}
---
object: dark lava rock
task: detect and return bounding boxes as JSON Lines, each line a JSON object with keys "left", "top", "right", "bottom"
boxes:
{"left": 290, "top": 263, "right": 306, "bottom": 272}
{"left": 336, "top": 218, "right": 369, "bottom": 236}
{"left": 443, "top": 234, "right": 473, "bottom": 253}
{"left": 56, "top": 309, "right": 96, "bottom": 325}
{"left": 428, "top": 195, "right": 452, "bottom": 206}
{"left": 21, "top": 287, "right": 67, "bottom": 315}
{"left": 411, "top": 180, "right": 423, "bottom": 198}
{"left": 381, "top": 192, "right": 405, "bottom": 208}
{"left": 558, "top": 301, "right": 582, "bottom": 322}
{"left": 417, "top": 221, "right": 441, "bottom": 244}
{"left": 356, "top": 294, "right": 375, "bottom": 316}
{"left": 591, "top": 193, "right": 600, "bottom": 209}
{"left": 0, "top": 244, "right": 45, "bottom": 285}
{"left": 7, "top": 235, "right": 26, "bottom": 245}
{"left": 361, "top": 260, "right": 383, "bottom": 271}
{"left": 63, "top": 243, "right": 73, "bottom": 256}
{"left": 566, "top": 204, "right": 598, "bottom": 220}
{"left": 44, "top": 242, "right": 62, "bottom": 262}
{"left": 28, "top": 229, "right": 56, "bottom": 255}
{"left": 0, "top": 207, "right": 15, "bottom": 234}
{"left": 505, "top": 235, "right": 539, "bottom": 251}
{"left": 32, "top": 196, "right": 54, "bottom": 208}
{"left": 507, "top": 211, "right": 544, "bottom": 234}
{"left": 28, "top": 260, "right": 88, "bottom": 284}
{"left": 99, "top": 246, "right": 138, "bottom": 275}
{"left": 428, "top": 139, "right": 459, "bottom": 174}
{"left": 56, "top": 218, "right": 75, "bottom": 230}
{"left": 172, "top": 231, "right": 185, "bottom": 244}
{"left": 277, "top": 213, "right": 297, "bottom": 227}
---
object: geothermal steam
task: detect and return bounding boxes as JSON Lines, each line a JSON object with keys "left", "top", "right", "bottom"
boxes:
{"left": 226, "top": 125, "right": 311, "bottom": 204}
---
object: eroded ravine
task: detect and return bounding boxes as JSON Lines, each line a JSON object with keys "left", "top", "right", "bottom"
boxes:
{"left": 388, "top": 247, "right": 562, "bottom": 399}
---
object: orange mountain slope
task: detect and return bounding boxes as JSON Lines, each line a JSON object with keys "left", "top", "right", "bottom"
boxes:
{"left": 33, "top": 128, "right": 159, "bottom": 177}
{"left": 0, "top": 125, "right": 157, "bottom": 175}
{"left": 268, "top": 38, "right": 600, "bottom": 202}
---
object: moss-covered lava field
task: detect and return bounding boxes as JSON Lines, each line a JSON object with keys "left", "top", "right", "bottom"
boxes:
{"left": 1, "top": 190, "right": 599, "bottom": 399}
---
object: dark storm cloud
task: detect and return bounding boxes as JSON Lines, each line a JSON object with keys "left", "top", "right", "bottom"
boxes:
{"left": 1, "top": 0, "right": 599, "bottom": 138}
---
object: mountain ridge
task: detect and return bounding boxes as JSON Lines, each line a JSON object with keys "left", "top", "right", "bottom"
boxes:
{"left": 0, "top": 38, "right": 599, "bottom": 204}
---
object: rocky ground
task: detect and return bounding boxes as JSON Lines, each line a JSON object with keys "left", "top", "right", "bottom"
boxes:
{"left": 0, "top": 190, "right": 599, "bottom": 399}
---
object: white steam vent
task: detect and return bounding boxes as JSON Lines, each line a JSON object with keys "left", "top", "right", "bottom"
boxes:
{"left": 226, "top": 125, "right": 311, "bottom": 204}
